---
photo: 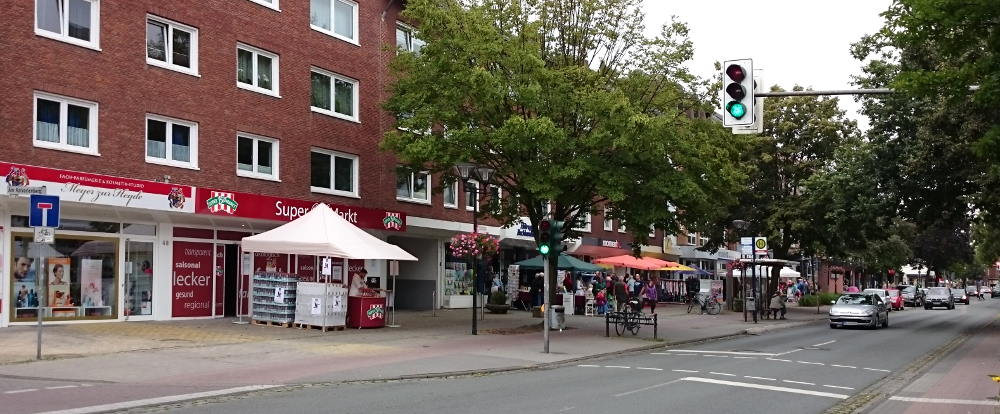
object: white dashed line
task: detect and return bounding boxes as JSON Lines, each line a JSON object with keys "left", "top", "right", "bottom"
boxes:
{"left": 733, "top": 356, "right": 756, "bottom": 359}
{"left": 636, "top": 367, "right": 663, "bottom": 371}
{"left": 797, "top": 361, "right": 825, "bottom": 365}
{"left": 824, "top": 385, "right": 854, "bottom": 390}
{"left": 863, "top": 368, "right": 890, "bottom": 372}
{"left": 831, "top": 364, "right": 856, "bottom": 369}
{"left": 681, "top": 377, "right": 848, "bottom": 399}
{"left": 4, "top": 389, "right": 39, "bottom": 394}
{"left": 605, "top": 366, "right": 630, "bottom": 369}
{"left": 673, "top": 369, "right": 699, "bottom": 373}
{"left": 745, "top": 376, "right": 776, "bottom": 381}
{"left": 577, "top": 365, "right": 599, "bottom": 367}
{"left": 674, "top": 353, "right": 697, "bottom": 356}
{"left": 812, "top": 340, "right": 836, "bottom": 347}
{"left": 709, "top": 372, "right": 736, "bottom": 377}
{"left": 783, "top": 380, "right": 815, "bottom": 386}
{"left": 704, "top": 355, "right": 728, "bottom": 358}
{"left": 80, "top": 384, "right": 93, "bottom": 387}
{"left": 767, "top": 358, "right": 793, "bottom": 362}
{"left": 45, "top": 386, "right": 78, "bottom": 390}
{"left": 614, "top": 379, "right": 685, "bottom": 397}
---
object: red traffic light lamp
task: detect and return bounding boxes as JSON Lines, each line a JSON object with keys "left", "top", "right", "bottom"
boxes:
{"left": 726, "top": 64, "right": 746, "bottom": 82}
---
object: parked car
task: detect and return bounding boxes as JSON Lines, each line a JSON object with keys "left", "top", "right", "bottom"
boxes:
{"left": 863, "top": 288, "right": 893, "bottom": 312}
{"left": 897, "top": 285, "right": 924, "bottom": 307}
{"left": 924, "top": 287, "right": 955, "bottom": 309}
{"left": 991, "top": 286, "right": 999, "bottom": 298}
{"left": 828, "top": 292, "right": 889, "bottom": 329}
{"left": 952, "top": 288, "right": 970, "bottom": 305}
{"left": 966, "top": 286, "right": 978, "bottom": 297}
{"left": 886, "top": 289, "right": 905, "bottom": 310}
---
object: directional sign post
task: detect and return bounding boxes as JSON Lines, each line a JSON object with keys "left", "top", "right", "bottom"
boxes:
{"left": 28, "top": 194, "right": 60, "bottom": 360}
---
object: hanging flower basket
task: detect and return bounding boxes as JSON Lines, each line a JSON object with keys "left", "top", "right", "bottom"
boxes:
{"left": 449, "top": 232, "right": 500, "bottom": 261}
{"left": 829, "top": 266, "right": 846, "bottom": 275}
{"left": 727, "top": 261, "right": 746, "bottom": 270}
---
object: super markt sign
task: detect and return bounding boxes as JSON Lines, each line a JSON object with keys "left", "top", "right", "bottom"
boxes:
{"left": 195, "top": 188, "right": 406, "bottom": 232}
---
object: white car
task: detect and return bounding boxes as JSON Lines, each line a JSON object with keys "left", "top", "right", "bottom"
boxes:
{"left": 863, "top": 289, "right": 892, "bottom": 312}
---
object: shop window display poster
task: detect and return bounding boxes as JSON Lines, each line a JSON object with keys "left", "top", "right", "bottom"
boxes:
{"left": 48, "top": 258, "right": 73, "bottom": 310}
{"left": 81, "top": 258, "right": 104, "bottom": 307}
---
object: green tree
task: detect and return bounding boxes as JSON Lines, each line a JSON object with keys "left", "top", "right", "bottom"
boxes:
{"left": 382, "top": 0, "right": 746, "bottom": 304}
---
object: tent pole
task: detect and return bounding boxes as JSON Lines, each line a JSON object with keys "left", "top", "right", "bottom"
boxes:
{"left": 234, "top": 249, "right": 249, "bottom": 325}
{"left": 323, "top": 256, "right": 329, "bottom": 332}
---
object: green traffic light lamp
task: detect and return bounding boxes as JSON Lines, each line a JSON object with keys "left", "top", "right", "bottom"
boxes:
{"left": 727, "top": 101, "right": 747, "bottom": 119}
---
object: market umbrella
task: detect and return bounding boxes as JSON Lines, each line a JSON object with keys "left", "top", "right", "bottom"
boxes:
{"left": 593, "top": 255, "right": 662, "bottom": 270}
{"left": 677, "top": 264, "right": 712, "bottom": 275}
{"left": 512, "top": 253, "right": 603, "bottom": 272}
{"left": 661, "top": 264, "right": 696, "bottom": 271}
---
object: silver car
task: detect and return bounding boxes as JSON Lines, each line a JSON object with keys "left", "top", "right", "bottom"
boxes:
{"left": 829, "top": 293, "right": 889, "bottom": 329}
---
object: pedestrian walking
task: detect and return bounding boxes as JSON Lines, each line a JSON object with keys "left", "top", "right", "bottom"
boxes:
{"left": 614, "top": 276, "right": 629, "bottom": 312}
{"left": 640, "top": 279, "right": 659, "bottom": 314}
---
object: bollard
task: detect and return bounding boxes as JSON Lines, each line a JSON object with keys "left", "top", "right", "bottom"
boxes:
{"left": 605, "top": 312, "right": 610, "bottom": 337}
{"left": 653, "top": 313, "right": 658, "bottom": 340}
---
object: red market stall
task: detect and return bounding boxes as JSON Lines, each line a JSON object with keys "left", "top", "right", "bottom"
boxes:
{"left": 240, "top": 203, "right": 417, "bottom": 330}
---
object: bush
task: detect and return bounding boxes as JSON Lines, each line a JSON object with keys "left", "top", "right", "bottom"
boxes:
{"left": 733, "top": 298, "right": 743, "bottom": 312}
{"left": 798, "top": 293, "right": 841, "bottom": 307}
{"left": 489, "top": 290, "right": 507, "bottom": 305}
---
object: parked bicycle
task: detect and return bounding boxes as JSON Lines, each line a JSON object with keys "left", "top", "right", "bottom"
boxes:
{"left": 686, "top": 292, "right": 722, "bottom": 315}
{"left": 615, "top": 299, "right": 644, "bottom": 336}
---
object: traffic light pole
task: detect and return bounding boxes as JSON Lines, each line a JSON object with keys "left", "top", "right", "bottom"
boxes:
{"left": 542, "top": 254, "right": 550, "bottom": 354}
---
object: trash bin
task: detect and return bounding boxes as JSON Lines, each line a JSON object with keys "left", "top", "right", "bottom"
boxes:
{"left": 745, "top": 296, "right": 757, "bottom": 311}
{"left": 550, "top": 305, "right": 566, "bottom": 330}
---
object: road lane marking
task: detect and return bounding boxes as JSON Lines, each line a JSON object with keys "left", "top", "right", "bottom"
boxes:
{"left": 776, "top": 349, "right": 803, "bottom": 356}
{"left": 636, "top": 367, "right": 663, "bottom": 371}
{"left": 888, "top": 396, "right": 1000, "bottom": 406}
{"left": 80, "top": 384, "right": 92, "bottom": 387}
{"left": 797, "top": 361, "right": 825, "bottom": 365}
{"left": 831, "top": 365, "right": 856, "bottom": 369}
{"left": 783, "top": 380, "right": 815, "bottom": 385}
{"left": 605, "top": 366, "right": 630, "bottom": 369}
{"left": 577, "top": 365, "right": 599, "bottom": 367}
{"left": 733, "top": 356, "right": 756, "bottom": 359}
{"left": 5, "top": 389, "right": 39, "bottom": 394}
{"left": 767, "top": 358, "right": 793, "bottom": 362}
{"left": 709, "top": 372, "right": 736, "bottom": 377}
{"left": 672, "top": 369, "right": 699, "bottom": 373}
{"left": 674, "top": 353, "right": 697, "bottom": 356}
{"left": 824, "top": 385, "right": 854, "bottom": 390}
{"left": 812, "top": 340, "right": 836, "bottom": 347}
{"left": 614, "top": 379, "right": 685, "bottom": 397}
{"left": 863, "top": 368, "right": 890, "bottom": 372}
{"left": 703, "top": 355, "right": 728, "bottom": 358}
{"left": 45, "top": 386, "right": 78, "bottom": 390}
{"left": 667, "top": 350, "right": 777, "bottom": 356}
{"left": 33, "top": 385, "right": 283, "bottom": 414}
{"left": 556, "top": 407, "right": 576, "bottom": 412}
{"left": 745, "top": 376, "right": 775, "bottom": 381}
{"left": 680, "top": 377, "right": 848, "bottom": 399}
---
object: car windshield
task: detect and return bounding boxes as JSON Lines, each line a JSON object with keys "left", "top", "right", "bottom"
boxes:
{"left": 951, "top": 289, "right": 965, "bottom": 296}
{"left": 966, "top": 287, "right": 976, "bottom": 292}
{"left": 899, "top": 286, "right": 915, "bottom": 293}
{"left": 928, "top": 287, "right": 950, "bottom": 295}
{"left": 888, "top": 290, "right": 899, "bottom": 297}
{"left": 837, "top": 294, "right": 872, "bottom": 305}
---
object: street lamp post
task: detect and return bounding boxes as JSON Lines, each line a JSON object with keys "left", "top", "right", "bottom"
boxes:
{"left": 915, "top": 258, "right": 923, "bottom": 288}
{"left": 454, "top": 162, "right": 495, "bottom": 336}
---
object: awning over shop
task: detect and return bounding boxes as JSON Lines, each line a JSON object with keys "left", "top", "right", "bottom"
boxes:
{"left": 677, "top": 265, "right": 712, "bottom": 275}
{"left": 512, "top": 253, "right": 604, "bottom": 272}
{"left": 500, "top": 237, "right": 538, "bottom": 250}
{"left": 641, "top": 251, "right": 681, "bottom": 261}
{"left": 569, "top": 244, "right": 631, "bottom": 258}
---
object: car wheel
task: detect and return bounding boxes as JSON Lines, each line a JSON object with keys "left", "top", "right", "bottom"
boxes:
{"left": 924, "top": 306, "right": 930, "bottom": 310}
{"left": 882, "top": 315, "right": 889, "bottom": 328}
{"left": 872, "top": 314, "right": 879, "bottom": 330}
{"left": 830, "top": 323, "right": 837, "bottom": 329}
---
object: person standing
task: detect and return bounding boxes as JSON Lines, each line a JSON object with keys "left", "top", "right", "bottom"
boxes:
{"left": 630, "top": 275, "right": 643, "bottom": 300}
{"left": 640, "top": 279, "right": 659, "bottom": 314}
{"left": 614, "top": 276, "right": 629, "bottom": 312}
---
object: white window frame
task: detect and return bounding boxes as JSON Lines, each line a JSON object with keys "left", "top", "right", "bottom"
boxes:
{"left": 34, "top": 0, "right": 102, "bottom": 50}
{"left": 33, "top": 91, "right": 100, "bottom": 156}
{"left": 396, "top": 170, "right": 431, "bottom": 204}
{"left": 235, "top": 132, "right": 280, "bottom": 181}
{"left": 236, "top": 43, "right": 280, "bottom": 97}
{"left": 618, "top": 220, "right": 626, "bottom": 233}
{"left": 310, "top": 0, "right": 359, "bottom": 45}
{"left": 687, "top": 233, "right": 697, "bottom": 245}
{"left": 310, "top": 148, "right": 359, "bottom": 198}
{"left": 443, "top": 181, "right": 458, "bottom": 209}
{"left": 395, "top": 22, "right": 425, "bottom": 54}
{"left": 574, "top": 211, "right": 591, "bottom": 233}
{"left": 247, "top": 0, "right": 279, "bottom": 11}
{"left": 310, "top": 67, "right": 360, "bottom": 123}
{"left": 144, "top": 114, "right": 198, "bottom": 170}
{"left": 146, "top": 15, "right": 200, "bottom": 77}
{"left": 649, "top": 226, "right": 656, "bottom": 238}
{"left": 465, "top": 180, "right": 479, "bottom": 211}
{"left": 603, "top": 207, "right": 612, "bottom": 231}
{"left": 700, "top": 235, "right": 709, "bottom": 247}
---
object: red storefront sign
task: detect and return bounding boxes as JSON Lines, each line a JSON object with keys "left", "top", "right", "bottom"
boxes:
{"left": 172, "top": 241, "right": 215, "bottom": 317}
{"left": 0, "top": 162, "right": 195, "bottom": 213}
{"left": 195, "top": 188, "right": 406, "bottom": 232}
{"left": 297, "top": 256, "right": 315, "bottom": 282}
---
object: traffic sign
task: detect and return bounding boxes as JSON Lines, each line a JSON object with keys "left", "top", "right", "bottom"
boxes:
{"left": 740, "top": 237, "right": 753, "bottom": 255}
{"left": 29, "top": 194, "right": 60, "bottom": 228}
{"left": 754, "top": 237, "right": 768, "bottom": 254}
{"left": 34, "top": 227, "right": 54, "bottom": 243}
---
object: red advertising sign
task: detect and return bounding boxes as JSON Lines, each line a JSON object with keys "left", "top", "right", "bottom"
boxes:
{"left": 215, "top": 245, "right": 225, "bottom": 316}
{"left": 195, "top": 188, "right": 406, "bottom": 232}
{"left": 0, "top": 162, "right": 195, "bottom": 213}
{"left": 172, "top": 241, "right": 215, "bottom": 317}
{"left": 297, "top": 256, "right": 315, "bottom": 282}
{"left": 254, "top": 252, "right": 289, "bottom": 273}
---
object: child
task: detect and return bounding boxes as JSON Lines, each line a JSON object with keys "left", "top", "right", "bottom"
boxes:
{"left": 595, "top": 289, "right": 607, "bottom": 315}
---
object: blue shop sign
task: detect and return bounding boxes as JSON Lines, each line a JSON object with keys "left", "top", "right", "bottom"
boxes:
{"left": 516, "top": 221, "right": 534, "bottom": 237}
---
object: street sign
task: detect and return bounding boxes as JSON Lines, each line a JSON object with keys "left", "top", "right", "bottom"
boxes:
{"left": 754, "top": 237, "right": 768, "bottom": 254}
{"left": 7, "top": 186, "right": 46, "bottom": 197}
{"left": 29, "top": 194, "right": 60, "bottom": 228}
{"left": 33, "top": 227, "right": 54, "bottom": 243}
{"left": 740, "top": 237, "right": 753, "bottom": 255}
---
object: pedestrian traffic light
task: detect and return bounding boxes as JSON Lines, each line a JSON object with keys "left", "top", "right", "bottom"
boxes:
{"left": 722, "top": 58, "right": 754, "bottom": 127}
{"left": 538, "top": 219, "right": 552, "bottom": 256}
{"left": 550, "top": 220, "right": 567, "bottom": 254}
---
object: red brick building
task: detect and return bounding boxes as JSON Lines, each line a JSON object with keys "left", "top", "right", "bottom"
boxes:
{"left": 0, "top": 0, "right": 654, "bottom": 326}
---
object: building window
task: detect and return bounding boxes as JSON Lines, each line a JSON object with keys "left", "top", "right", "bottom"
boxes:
{"left": 310, "top": 0, "right": 358, "bottom": 44}
{"left": 618, "top": 221, "right": 626, "bottom": 233}
{"left": 465, "top": 180, "right": 479, "bottom": 210}
{"left": 700, "top": 235, "right": 709, "bottom": 247}
{"left": 649, "top": 226, "right": 656, "bottom": 238}
{"left": 35, "top": 0, "right": 100, "bottom": 49}
{"left": 396, "top": 23, "right": 425, "bottom": 54}
{"left": 311, "top": 68, "right": 358, "bottom": 122}
{"left": 603, "top": 207, "right": 612, "bottom": 231}
{"left": 574, "top": 211, "right": 592, "bottom": 233}
{"left": 443, "top": 181, "right": 458, "bottom": 208}
{"left": 237, "top": 44, "right": 279, "bottom": 96}
{"left": 310, "top": 149, "right": 357, "bottom": 197}
{"left": 397, "top": 171, "right": 430, "bottom": 203}
{"left": 236, "top": 133, "right": 279, "bottom": 180}
{"left": 34, "top": 91, "right": 99, "bottom": 155}
{"left": 687, "top": 233, "right": 697, "bottom": 245}
{"left": 146, "top": 15, "right": 198, "bottom": 76}
{"left": 145, "top": 114, "right": 197, "bottom": 169}
{"left": 247, "top": 0, "right": 278, "bottom": 10}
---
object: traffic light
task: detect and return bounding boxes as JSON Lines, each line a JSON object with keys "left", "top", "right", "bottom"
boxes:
{"left": 550, "top": 220, "right": 567, "bottom": 254}
{"left": 722, "top": 58, "right": 754, "bottom": 127}
{"left": 538, "top": 219, "right": 552, "bottom": 255}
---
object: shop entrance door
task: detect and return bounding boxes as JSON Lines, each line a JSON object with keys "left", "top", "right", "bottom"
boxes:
{"left": 223, "top": 244, "right": 239, "bottom": 317}
{"left": 124, "top": 239, "right": 156, "bottom": 320}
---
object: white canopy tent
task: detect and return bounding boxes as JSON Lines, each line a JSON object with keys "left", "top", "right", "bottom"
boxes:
{"left": 238, "top": 203, "right": 417, "bottom": 328}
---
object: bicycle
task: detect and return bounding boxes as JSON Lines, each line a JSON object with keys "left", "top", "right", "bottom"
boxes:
{"left": 614, "top": 300, "right": 643, "bottom": 336}
{"left": 686, "top": 293, "right": 722, "bottom": 315}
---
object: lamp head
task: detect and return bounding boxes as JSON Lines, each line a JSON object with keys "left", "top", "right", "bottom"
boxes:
{"left": 454, "top": 163, "right": 476, "bottom": 181}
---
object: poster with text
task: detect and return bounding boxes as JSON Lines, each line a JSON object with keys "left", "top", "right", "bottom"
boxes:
{"left": 47, "top": 258, "right": 73, "bottom": 308}
{"left": 254, "top": 253, "right": 289, "bottom": 274}
{"left": 172, "top": 241, "right": 214, "bottom": 317}
{"left": 297, "top": 255, "right": 315, "bottom": 282}
{"left": 215, "top": 245, "right": 225, "bottom": 316}
{"left": 81, "top": 258, "right": 104, "bottom": 307}
{"left": 320, "top": 258, "right": 344, "bottom": 283}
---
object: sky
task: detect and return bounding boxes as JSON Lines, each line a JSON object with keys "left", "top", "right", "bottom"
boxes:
{"left": 642, "top": 0, "right": 894, "bottom": 131}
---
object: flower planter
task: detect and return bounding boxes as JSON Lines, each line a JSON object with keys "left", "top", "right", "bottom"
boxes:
{"left": 485, "top": 303, "right": 510, "bottom": 314}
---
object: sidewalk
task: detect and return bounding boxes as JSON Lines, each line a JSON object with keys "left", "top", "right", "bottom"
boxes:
{"left": 0, "top": 304, "right": 831, "bottom": 386}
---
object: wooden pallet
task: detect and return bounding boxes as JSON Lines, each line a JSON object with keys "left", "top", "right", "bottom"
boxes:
{"left": 252, "top": 319, "right": 293, "bottom": 328}
{"left": 293, "top": 323, "right": 346, "bottom": 332}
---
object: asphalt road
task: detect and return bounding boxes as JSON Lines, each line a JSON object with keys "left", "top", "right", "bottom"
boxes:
{"left": 118, "top": 298, "right": 998, "bottom": 414}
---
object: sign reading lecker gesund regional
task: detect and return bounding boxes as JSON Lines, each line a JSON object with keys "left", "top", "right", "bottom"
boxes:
{"left": 195, "top": 189, "right": 406, "bottom": 232}
{"left": 1, "top": 162, "right": 195, "bottom": 213}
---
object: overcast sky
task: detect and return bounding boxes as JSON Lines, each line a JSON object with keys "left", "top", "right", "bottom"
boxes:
{"left": 642, "top": 0, "right": 893, "bottom": 131}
